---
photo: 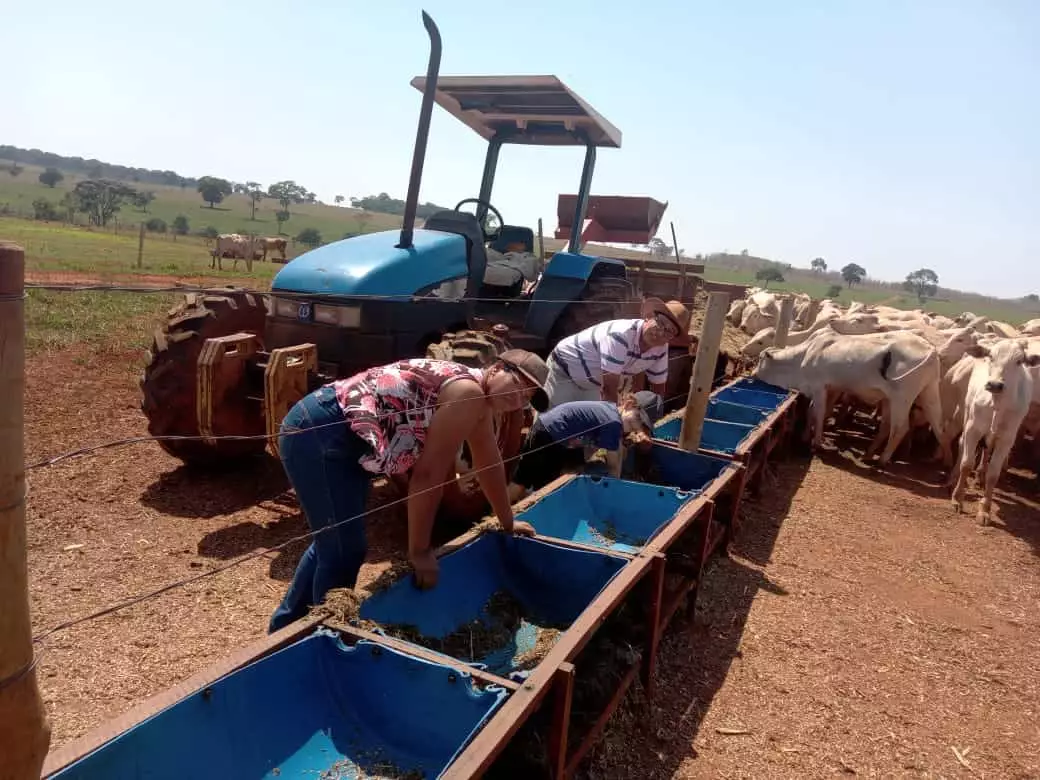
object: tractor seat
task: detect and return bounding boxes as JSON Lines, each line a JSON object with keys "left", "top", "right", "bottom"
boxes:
{"left": 489, "top": 225, "right": 535, "bottom": 254}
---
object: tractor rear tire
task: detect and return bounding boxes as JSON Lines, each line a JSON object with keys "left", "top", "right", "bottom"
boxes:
{"left": 548, "top": 275, "right": 637, "bottom": 350}
{"left": 140, "top": 289, "right": 268, "bottom": 466}
{"left": 422, "top": 330, "right": 527, "bottom": 524}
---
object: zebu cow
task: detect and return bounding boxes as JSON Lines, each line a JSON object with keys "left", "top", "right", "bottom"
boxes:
{"left": 259, "top": 236, "right": 288, "bottom": 262}
{"left": 951, "top": 339, "right": 1039, "bottom": 524}
{"left": 210, "top": 233, "right": 262, "bottom": 270}
{"left": 1020, "top": 319, "right": 1040, "bottom": 336}
{"left": 753, "top": 330, "right": 944, "bottom": 466}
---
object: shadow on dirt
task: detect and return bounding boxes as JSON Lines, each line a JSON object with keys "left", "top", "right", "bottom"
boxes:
{"left": 195, "top": 479, "right": 417, "bottom": 582}
{"left": 824, "top": 420, "right": 1040, "bottom": 556}
{"left": 579, "top": 451, "right": 812, "bottom": 779}
{"left": 140, "top": 455, "right": 291, "bottom": 518}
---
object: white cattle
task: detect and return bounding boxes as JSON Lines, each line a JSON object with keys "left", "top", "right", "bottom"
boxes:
{"left": 1020, "top": 319, "right": 1040, "bottom": 336}
{"left": 741, "top": 305, "right": 842, "bottom": 357}
{"left": 951, "top": 339, "right": 1039, "bottom": 524}
{"left": 753, "top": 330, "right": 944, "bottom": 465}
{"left": 726, "top": 298, "right": 747, "bottom": 326}
{"left": 210, "top": 233, "right": 263, "bottom": 270}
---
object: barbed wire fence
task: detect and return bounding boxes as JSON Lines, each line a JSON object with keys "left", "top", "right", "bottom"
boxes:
{"left": 8, "top": 274, "right": 732, "bottom": 692}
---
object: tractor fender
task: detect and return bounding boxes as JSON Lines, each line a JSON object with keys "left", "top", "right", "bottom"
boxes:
{"left": 525, "top": 253, "right": 629, "bottom": 339}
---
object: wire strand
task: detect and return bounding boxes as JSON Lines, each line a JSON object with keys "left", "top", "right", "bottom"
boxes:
{"left": 31, "top": 386, "right": 695, "bottom": 644}
{"left": 24, "top": 280, "right": 679, "bottom": 308}
{"left": 26, "top": 348, "right": 706, "bottom": 470}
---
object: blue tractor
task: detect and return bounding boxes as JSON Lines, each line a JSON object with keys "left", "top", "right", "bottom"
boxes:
{"left": 139, "top": 12, "right": 641, "bottom": 502}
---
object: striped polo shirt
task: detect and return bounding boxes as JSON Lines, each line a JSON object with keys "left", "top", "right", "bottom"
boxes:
{"left": 550, "top": 318, "right": 669, "bottom": 388}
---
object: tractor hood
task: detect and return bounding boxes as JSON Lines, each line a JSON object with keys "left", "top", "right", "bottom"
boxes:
{"left": 271, "top": 229, "right": 468, "bottom": 296}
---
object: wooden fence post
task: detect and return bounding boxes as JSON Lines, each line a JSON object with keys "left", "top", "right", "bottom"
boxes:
{"left": 678, "top": 291, "right": 729, "bottom": 451}
{"left": 0, "top": 242, "right": 51, "bottom": 779}
{"left": 774, "top": 296, "right": 795, "bottom": 348}
{"left": 136, "top": 222, "right": 145, "bottom": 269}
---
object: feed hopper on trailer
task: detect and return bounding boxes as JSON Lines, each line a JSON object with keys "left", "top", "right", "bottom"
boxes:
{"left": 552, "top": 193, "right": 705, "bottom": 306}
{"left": 138, "top": 12, "right": 637, "bottom": 518}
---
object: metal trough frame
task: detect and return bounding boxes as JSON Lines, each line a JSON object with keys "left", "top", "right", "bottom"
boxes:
{"left": 40, "top": 383, "right": 803, "bottom": 780}
{"left": 434, "top": 522, "right": 663, "bottom": 779}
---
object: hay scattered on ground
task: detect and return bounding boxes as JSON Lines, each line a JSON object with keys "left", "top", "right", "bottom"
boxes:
{"left": 356, "top": 589, "right": 565, "bottom": 667}
{"left": 319, "top": 755, "right": 423, "bottom": 780}
{"left": 513, "top": 627, "right": 563, "bottom": 671}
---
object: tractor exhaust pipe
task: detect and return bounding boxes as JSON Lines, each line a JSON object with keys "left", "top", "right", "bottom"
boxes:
{"left": 397, "top": 11, "right": 441, "bottom": 250}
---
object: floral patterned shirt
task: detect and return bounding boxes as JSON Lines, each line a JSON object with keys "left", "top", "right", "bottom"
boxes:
{"left": 331, "top": 359, "right": 483, "bottom": 475}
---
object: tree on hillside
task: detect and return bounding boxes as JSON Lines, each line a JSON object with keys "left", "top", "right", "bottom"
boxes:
{"left": 1024, "top": 293, "right": 1039, "bottom": 304}
{"left": 648, "top": 237, "right": 672, "bottom": 259}
{"left": 349, "top": 192, "right": 448, "bottom": 218}
{"left": 197, "top": 176, "right": 233, "bottom": 208}
{"left": 145, "top": 217, "right": 167, "bottom": 233}
{"left": 172, "top": 215, "right": 190, "bottom": 236}
{"left": 903, "top": 268, "right": 939, "bottom": 304}
{"left": 7, "top": 164, "right": 23, "bottom": 177}
{"left": 755, "top": 267, "right": 785, "bottom": 287}
{"left": 827, "top": 284, "right": 843, "bottom": 298}
{"left": 244, "top": 181, "right": 265, "bottom": 220}
{"left": 275, "top": 209, "right": 291, "bottom": 235}
{"left": 39, "top": 167, "right": 64, "bottom": 188}
{"left": 811, "top": 257, "right": 827, "bottom": 273}
{"left": 296, "top": 227, "right": 322, "bottom": 247}
{"left": 334, "top": 195, "right": 344, "bottom": 206}
{"left": 70, "top": 179, "right": 138, "bottom": 226}
{"left": 268, "top": 180, "right": 309, "bottom": 213}
{"left": 841, "top": 262, "right": 866, "bottom": 288}
{"left": 133, "top": 191, "right": 155, "bottom": 212}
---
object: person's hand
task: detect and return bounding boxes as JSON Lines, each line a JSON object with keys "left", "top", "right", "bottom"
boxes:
{"left": 409, "top": 549, "right": 439, "bottom": 589}
{"left": 510, "top": 520, "right": 537, "bottom": 538}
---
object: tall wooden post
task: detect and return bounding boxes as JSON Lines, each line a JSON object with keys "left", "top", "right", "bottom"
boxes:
{"left": 678, "top": 291, "right": 728, "bottom": 451}
{"left": 0, "top": 242, "right": 51, "bottom": 779}
{"left": 805, "top": 297, "right": 821, "bottom": 329}
{"left": 774, "top": 296, "right": 795, "bottom": 348}
{"left": 136, "top": 222, "right": 145, "bottom": 269}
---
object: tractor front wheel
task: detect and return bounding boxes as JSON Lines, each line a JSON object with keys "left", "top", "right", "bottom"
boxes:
{"left": 140, "top": 289, "right": 269, "bottom": 465}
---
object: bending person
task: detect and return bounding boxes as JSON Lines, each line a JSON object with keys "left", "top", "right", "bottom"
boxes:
{"left": 268, "top": 350, "right": 549, "bottom": 634}
{"left": 545, "top": 297, "right": 689, "bottom": 407}
{"left": 507, "top": 391, "right": 665, "bottom": 500}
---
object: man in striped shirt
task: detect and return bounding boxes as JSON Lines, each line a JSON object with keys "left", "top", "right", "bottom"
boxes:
{"left": 545, "top": 297, "right": 690, "bottom": 408}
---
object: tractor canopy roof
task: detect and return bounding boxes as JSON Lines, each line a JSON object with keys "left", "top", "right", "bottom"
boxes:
{"left": 410, "top": 75, "right": 622, "bottom": 148}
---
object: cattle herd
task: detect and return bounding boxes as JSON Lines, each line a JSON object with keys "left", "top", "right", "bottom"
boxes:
{"left": 209, "top": 233, "right": 288, "bottom": 269}
{"left": 729, "top": 287, "right": 1040, "bottom": 525}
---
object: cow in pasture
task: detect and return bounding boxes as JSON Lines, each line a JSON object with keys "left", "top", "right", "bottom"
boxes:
{"left": 210, "top": 233, "right": 263, "bottom": 270}
{"left": 753, "top": 330, "right": 944, "bottom": 466}
{"left": 259, "top": 236, "right": 288, "bottom": 262}
{"left": 950, "top": 339, "right": 1040, "bottom": 524}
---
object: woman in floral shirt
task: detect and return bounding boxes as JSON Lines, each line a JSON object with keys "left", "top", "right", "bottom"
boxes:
{"left": 268, "top": 349, "right": 549, "bottom": 634}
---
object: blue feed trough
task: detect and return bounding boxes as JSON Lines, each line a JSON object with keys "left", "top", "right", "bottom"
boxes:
{"left": 653, "top": 416, "right": 755, "bottom": 455}
{"left": 515, "top": 475, "right": 697, "bottom": 554}
{"left": 629, "top": 442, "right": 736, "bottom": 494}
{"left": 712, "top": 377, "right": 791, "bottom": 412}
{"left": 360, "top": 533, "right": 627, "bottom": 677}
{"left": 50, "top": 630, "right": 507, "bottom": 780}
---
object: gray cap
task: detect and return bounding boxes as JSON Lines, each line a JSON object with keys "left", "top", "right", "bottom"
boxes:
{"left": 499, "top": 349, "right": 550, "bottom": 412}
{"left": 632, "top": 390, "right": 664, "bottom": 432}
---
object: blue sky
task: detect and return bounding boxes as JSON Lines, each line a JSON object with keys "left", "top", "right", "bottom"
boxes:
{"left": 6, "top": 1, "right": 1038, "bottom": 298}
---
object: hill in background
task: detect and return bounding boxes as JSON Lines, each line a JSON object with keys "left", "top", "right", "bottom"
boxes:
{"left": 2, "top": 144, "right": 1036, "bottom": 323}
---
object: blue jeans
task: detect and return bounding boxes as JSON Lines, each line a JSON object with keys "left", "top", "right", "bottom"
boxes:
{"left": 268, "top": 385, "right": 371, "bottom": 634}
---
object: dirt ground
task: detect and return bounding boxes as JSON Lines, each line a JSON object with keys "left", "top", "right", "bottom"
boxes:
{"left": 24, "top": 344, "right": 1040, "bottom": 777}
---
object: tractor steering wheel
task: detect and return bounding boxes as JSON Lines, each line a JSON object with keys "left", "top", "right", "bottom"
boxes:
{"left": 453, "top": 198, "right": 504, "bottom": 242}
